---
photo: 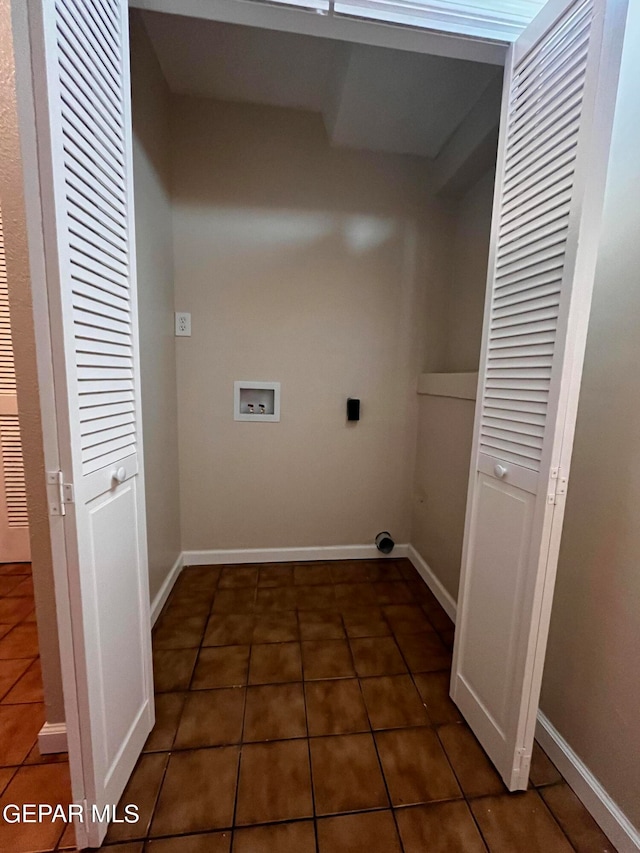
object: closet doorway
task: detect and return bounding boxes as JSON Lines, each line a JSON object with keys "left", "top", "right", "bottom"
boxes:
{"left": 9, "top": 0, "right": 629, "bottom": 847}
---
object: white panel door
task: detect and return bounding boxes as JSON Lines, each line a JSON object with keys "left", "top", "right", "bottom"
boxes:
{"left": 28, "top": 0, "right": 153, "bottom": 845}
{"left": 452, "top": 0, "right": 627, "bottom": 790}
{"left": 0, "top": 207, "right": 30, "bottom": 563}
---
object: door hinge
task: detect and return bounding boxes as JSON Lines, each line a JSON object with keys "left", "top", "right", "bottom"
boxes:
{"left": 47, "top": 470, "right": 74, "bottom": 516}
{"left": 547, "top": 466, "right": 568, "bottom": 505}
{"left": 513, "top": 746, "right": 531, "bottom": 778}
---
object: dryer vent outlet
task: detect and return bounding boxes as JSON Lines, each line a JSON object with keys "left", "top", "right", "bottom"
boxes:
{"left": 375, "top": 532, "right": 395, "bottom": 554}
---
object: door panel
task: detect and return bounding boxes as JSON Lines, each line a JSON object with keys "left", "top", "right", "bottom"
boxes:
{"left": 87, "top": 476, "right": 145, "bottom": 770}
{"left": 454, "top": 473, "right": 536, "bottom": 766}
{"left": 463, "top": 475, "right": 535, "bottom": 730}
{"left": 452, "top": 0, "right": 628, "bottom": 790}
{"left": 28, "top": 0, "right": 153, "bottom": 845}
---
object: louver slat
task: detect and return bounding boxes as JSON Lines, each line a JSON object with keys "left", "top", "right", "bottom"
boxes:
{"left": 0, "top": 416, "right": 28, "bottom": 528}
{"left": 66, "top": 187, "right": 126, "bottom": 242}
{"left": 501, "top": 183, "right": 572, "bottom": 233}
{"left": 58, "top": 68, "right": 124, "bottom": 166}
{"left": 79, "top": 390, "right": 134, "bottom": 411}
{"left": 0, "top": 215, "right": 27, "bottom": 529}
{"left": 72, "top": 290, "right": 129, "bottom": 323}
{"left": 0, "top": 209, "right": 16, "bottom": 396}
{"left": 501, "top": 160, "right": 574, "bottom": 219}
{"left": 498, "top": 202, "right": 571, "bottom": 254}
{"left": 513, "top": 34, "right": 590, "bottom": 117}
{"left": 513, "top": 0, "right": 591, "bottom": 88}
{"left": 479, "top": 0, "right": 593, "bottom": 472}
{"left": 509, "top": 88, "right": 583, "bottom": 166}
{"left": 63, "top": 132, "right": 124, "bottom": 203}
{"left": 57, "top": 7, "right": 122, "bottom": 109}
{"left": 54, "top": 0, "right": 136, "bottom": 474}
{"left": 70, "top": 253, "right": 128, "bottom": 293}
{"left": 502, "top": 133, "right": 580, "bottom": 199}
{"left": 493, "top": 292, "right": 561, "bottom": 319}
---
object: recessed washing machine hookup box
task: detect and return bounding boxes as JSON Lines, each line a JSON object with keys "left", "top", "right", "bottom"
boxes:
{"left": 234, "top": 381, "right": 281, "bottom": 422}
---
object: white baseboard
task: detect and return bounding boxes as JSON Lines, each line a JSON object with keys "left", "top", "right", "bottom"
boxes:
{"left": 536, "top": 712, "right": 640, "bottom": 853}
{"left": 182, "top": 544, "right": 410, "bottom": 567}
{"left": 407, "top": 545, "right": 457, "bottom": 623}
{"left": 38, "top": 722, "right": 67, "bottom": 755}
{"left": 150, "top": 552, "right": 184, "bottom": 626}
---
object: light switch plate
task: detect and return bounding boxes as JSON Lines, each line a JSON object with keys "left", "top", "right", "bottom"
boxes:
{"left": 175, "top": 312, "right": 191, "bottom": 337}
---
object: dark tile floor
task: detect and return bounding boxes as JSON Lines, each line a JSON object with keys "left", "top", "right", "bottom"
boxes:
{"left": 0, "top": 562, "right": 73, "bottom": 853}
{"left": 101, "top": 559, "right": 617, "bottom": 853}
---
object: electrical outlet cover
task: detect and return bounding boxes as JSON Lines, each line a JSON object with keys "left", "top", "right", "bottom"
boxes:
{"left": 175, "top": 312, "right": 191, "bottom": 337}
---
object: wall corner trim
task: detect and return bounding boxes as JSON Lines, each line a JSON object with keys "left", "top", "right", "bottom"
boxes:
{"left": 416, "top": 372, "right": 478, "bottom": 400}
{"left": 536, "top": 712, "right": 640, "bottom": 853}
{"left": 407, "top": 545, "right": 457, "bottom": 622}
{"left": 150, "top": 553, "right": 184, "bottom": 626}
{"left": 38, "top": 722, "right": 68, "bottom": 755}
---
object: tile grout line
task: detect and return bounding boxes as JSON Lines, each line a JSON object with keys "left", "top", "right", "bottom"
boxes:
{"left": 0, "top": 562, "right": 71, "bottom": 853}
{"left": 356, "top": 567, "right": 464, "bottom": 850}
{"left": 353, "top": 632, "right": 408, "bottom": 852}
{"left": 298, "top": 608, "right": 321, "bottom": 853}
{"left": 0, "top": 657, "right": 38, "bottom": 703}
{"left": 0, "top": 561, "right": 47, "bottom": 773}
{"left": 388, "top": 581, "right": 495, "bottom": 853}
{"left": 149, "top": 569, "right": 216, "bottom": 846}
{"left": 534, "top": 784, "right": 582, "bottom": 853}
{"left": 213, "top": 568, "right": 246, "bottom": 851}
{"left": 432, "top": 721, "right": 493, "bottom": 853}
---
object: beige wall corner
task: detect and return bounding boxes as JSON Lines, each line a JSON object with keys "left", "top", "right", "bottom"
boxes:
{"left": 411, "top": 168, "right": 494, "bottom": 596}
{"left": 540, "top": 0, "right": 640, "bottom": 833}
{"left": 411, "top": 394, "right": 475, "bottom": 600}
{"left": 0, "top": 0, "right": 64, "bottom": 724}
{"left": 130, "top": 11, "right": 182, "bottom": 604}
{"left": 444, "top": 167, "right": 494, "bottom": 373}
{"left": 416, "top": 371, "right": 478, "bottom": 400}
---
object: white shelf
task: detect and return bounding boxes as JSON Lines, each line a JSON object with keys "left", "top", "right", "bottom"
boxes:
{"left": 417, "top": 372, "right": 478, "bottom": 400}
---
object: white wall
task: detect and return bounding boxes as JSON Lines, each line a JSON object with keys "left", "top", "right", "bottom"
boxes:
{"left": 130, "top": 13, "right": 182, "bottom": 602}
{"left": 540, "top": 0, "right": 640, "bottom": 831}
{"left": 411, "top": 169, "right": 494, "bottom": 597}
{"left": 170, "top": 97, "right": 450, "bottom": 551}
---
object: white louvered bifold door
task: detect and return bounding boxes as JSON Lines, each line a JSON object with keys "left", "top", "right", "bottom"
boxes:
{"left": 451, "top": 0, "right": 627, "bottom": 790}
{"left": 31, "top": 0, "right": 152, "bottom": 844}
{"left": 0, "top": 207, "right": 30, "bottom": 563}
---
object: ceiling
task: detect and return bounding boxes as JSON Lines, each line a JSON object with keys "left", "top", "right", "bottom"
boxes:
{"left": 141, "top": 11, "right": 501, "bottom": 161}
